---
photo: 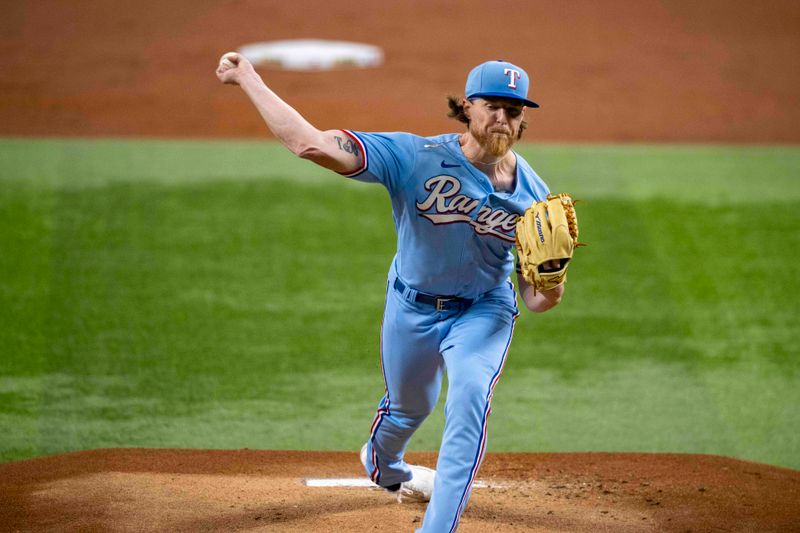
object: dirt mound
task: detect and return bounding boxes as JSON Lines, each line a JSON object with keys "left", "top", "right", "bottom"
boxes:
{"left": 1, "top": 449, "right": 798, "bottom": 532}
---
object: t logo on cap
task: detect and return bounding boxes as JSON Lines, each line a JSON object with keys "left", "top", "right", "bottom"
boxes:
{"left": 504, "top": 68, "right": 521, "bottom": 89}
{"left": 465, "top": 60, "right": 540, "bottom": 108}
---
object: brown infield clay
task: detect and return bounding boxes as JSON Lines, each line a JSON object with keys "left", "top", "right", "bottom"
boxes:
{"left": 1, "top": 0, "right": 800, "bottom": 142}
{"left": 1, "top": 449, "right": 798, "bottom": 532}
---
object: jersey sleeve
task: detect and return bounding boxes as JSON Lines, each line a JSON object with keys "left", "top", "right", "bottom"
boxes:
{"left": 337, "top": 130, "right": 417, "bottom": 195}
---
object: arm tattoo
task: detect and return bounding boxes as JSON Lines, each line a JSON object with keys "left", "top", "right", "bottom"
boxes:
{"left": 334, "top": 136, "right": 360, "bottom": 158}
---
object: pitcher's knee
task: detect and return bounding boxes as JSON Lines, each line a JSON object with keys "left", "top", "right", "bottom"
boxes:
{"left": 388, "top": 404, "right": 436, "bottom": 430}
{"left": 397, "top": 397, "right": 439, "bottom": 422}
{"left": 445, "top": 378, "right": 491, "bottom": 415}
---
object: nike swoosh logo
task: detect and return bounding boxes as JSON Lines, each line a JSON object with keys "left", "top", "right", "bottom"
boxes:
{"left": 440, "top": 160, "right": 461, "bottom": 168}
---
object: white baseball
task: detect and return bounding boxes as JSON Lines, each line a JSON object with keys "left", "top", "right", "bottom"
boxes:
{"left": 220, "top": 52, "right": 238, "bottom": 69}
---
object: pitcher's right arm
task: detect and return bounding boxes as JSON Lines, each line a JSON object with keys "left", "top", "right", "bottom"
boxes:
{"left": 216, "top": 52, "right": 363, "bottom": 175}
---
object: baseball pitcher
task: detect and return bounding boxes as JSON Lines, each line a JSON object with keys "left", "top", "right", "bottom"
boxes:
{"left": 217, "top": 55, "right": 579, "bottom": 532}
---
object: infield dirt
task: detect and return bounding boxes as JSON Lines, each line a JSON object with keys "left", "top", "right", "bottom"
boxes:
{"left": 1, "top": 0, "right": 799, "bottom": 142}
{"left": 1, "top": 449, "right": 799, "bottom": 532}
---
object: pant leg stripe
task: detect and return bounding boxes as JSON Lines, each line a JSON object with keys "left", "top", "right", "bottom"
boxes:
{"left": 448, "top": 316, "right": 517, "bottom": 533}
{"left": 367, "top": 283, "right": 392, "bottom": 485}
{"left": 370, "top": 444, "right": 381, "bottom": 483}
{"left": 368, "top": 401, "right": 389, "bottom": 483}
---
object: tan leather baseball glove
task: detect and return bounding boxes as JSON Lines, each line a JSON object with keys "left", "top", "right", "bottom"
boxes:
{"left": 516, "top": 193, "right": 582, "bottom": 293}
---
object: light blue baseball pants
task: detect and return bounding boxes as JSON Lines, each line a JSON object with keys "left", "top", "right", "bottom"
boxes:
{"left": 363, "top": 274, "right": 519, "bottom": 533}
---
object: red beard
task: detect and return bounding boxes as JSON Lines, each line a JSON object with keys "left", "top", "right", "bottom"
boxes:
{"left": 471, "top": 125, "right": 515, "bottom": 156}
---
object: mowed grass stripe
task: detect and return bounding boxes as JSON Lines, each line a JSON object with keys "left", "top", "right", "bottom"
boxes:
{"left": 0, "top": 139, "right": 798, "bottom": 468}
{"left": 2, "top": 138, "right": 799, "bottom": 201}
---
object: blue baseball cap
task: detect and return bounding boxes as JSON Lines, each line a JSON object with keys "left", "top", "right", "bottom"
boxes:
{"left": 465, "top": 60, "right": 539, "bottom": 108}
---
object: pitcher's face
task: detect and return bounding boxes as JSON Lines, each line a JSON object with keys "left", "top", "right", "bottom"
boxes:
{"left": 464, "top": 98, "right": 526, "bottom": 156}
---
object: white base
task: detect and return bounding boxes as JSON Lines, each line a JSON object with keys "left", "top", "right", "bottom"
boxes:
{"left": 304, "top": 478, "right": 491, "bottom": 488}
{"left": 238, "top": 39, "right": 384, "bottom": 71}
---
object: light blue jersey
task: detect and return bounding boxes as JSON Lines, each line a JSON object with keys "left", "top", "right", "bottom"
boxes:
{"left": 347, "top": 129, "right": 553, "bottom": 532}
{"left": 342, "top": 131, "right": 549, "bottom": 299}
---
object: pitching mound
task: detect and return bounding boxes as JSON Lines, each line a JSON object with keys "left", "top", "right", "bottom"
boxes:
{"left": 1, "top": 449, "right": 798, "bottom": 532}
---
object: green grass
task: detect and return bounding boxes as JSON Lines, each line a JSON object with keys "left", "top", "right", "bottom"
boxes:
{"left": 1, "top": 138, "right": 798, "bottom": 469}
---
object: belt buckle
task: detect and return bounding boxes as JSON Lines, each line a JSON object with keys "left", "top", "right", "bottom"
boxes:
{"left": 435, "top": 297, "right": 450, "bottom": 312}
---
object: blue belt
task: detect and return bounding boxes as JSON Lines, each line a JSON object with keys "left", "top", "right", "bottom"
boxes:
{"left": 393, "top": 278, "right": 473, "bottom": 312}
